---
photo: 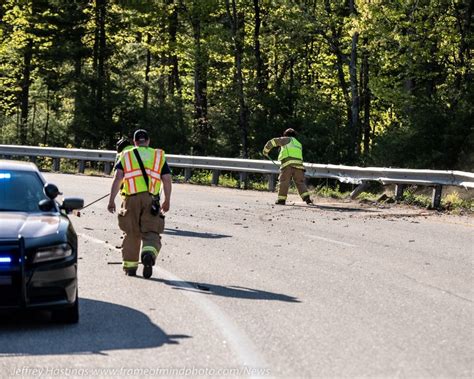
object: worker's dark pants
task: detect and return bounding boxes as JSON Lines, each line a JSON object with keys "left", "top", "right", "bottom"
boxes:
{"left": 278, "top": 166, "right": 311, "bottom": 201}
{"left": 117, "top": 192, "right": 164, "bottom": 270}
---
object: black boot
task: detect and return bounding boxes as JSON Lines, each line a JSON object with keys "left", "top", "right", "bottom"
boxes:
{"left": 303, "top": 196, "right": 313, "bottom": 205}
{"left": 275, "top": 199, "right": 286, "bottom": 205}
{"left": 141, "top": 252, "right": 155, "bottom": 279}
{"left": 124, "top": 269, "right": 137, "bottom": 277}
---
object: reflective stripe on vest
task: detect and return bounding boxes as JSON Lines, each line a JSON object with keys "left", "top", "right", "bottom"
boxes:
{"left": 114, "top": 145, "right": 134, "bottom": 171}
{"left": 278, "top": 137, "right": 303, "bottom": 162}
{"left": 280, "top": 158, "right": 305, "bottom": 170}
{"left": 121, "top": 147, "right": 164, "bottom": 195}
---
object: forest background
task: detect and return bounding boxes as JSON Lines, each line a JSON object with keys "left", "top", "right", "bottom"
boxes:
{"left": 0, "top": 0, "right": 472, "bottom": 170}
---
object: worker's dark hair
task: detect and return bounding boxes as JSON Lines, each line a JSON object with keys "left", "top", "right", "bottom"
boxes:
{"left": 283, "top": 128, "right": 297, "bottom": 137}
{"left": 116, "top": 137, "right": 131, "bottom": 153}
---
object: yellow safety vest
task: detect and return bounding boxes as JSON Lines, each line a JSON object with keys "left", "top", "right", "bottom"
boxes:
{"left": 114, "top": 145, "right": 133, "bottom": 170}
{"left": 278, "top": 137, "right": 303, "bottom": 169}
{"left": 120, "top": 147, "right": 165, "bottom": 196}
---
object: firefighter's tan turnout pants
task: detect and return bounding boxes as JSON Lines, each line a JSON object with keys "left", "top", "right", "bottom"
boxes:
{"left": 117, "top": 192, "right": 165, "bottom": 271}
{"left": 278, "top": 166, "right": 311, "bottom": 202}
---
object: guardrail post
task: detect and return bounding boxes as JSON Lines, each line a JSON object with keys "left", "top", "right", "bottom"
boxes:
{"left": 267, "top": 174, "right": 276, "bottom": 192}
{"left": 211, "top": 170, "right": 220, "bottom": 186}
{"left": 431, "top": 185, "right": 442, "bottom": 209}
{"left": 239, "top": 172, "right": 248, "bottom": 190}
{"left": 350, "top": 181, "right": 370, "bottom": 200}
{"left": 395, "top": 184, "right": 405, "bottom": 201}
{"left": 78, "top": 160, "right": 86, "bottom": 173}
{"left": 184, "top": 168, "right": 192, "bottom": 182}
{"left": 104, "top": 162, "right": 112, "bottom": 175}
{"left": 52, "top": 158, "right": 60, "bottom": 172}
{"left": 29, "top": 156, "right": 36, "bottom": 164}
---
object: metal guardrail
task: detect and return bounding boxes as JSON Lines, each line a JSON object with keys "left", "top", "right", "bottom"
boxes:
{"left": 1, "top": 144, "right": 473, "bottom": 208}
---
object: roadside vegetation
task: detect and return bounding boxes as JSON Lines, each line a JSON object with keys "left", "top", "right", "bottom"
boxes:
{"left": 19, "top": 157, "right": 473, "bottom": 214}
{"left": 1, "top": 1, "right": 472, "bottom": 171}
{"left": 173, "top": 169, "right": 473, "bottom": 213}
{"left": 356, "top": 186, "right": 473, "bottom": 214}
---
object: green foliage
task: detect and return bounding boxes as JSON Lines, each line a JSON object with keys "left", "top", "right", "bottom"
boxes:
{"left": 188, "top": 170, "right": 213, "bottom": 186}
{"left": 315, "top": 184, "right": 350, "bottom": 199}
{"left": 402, "top": 189, "right": 432, "bottom": 208}
{"left": 185, "top": 170, "right": 266, "bottom": 190}
{"left": 0, "top": 0, "right": 471, "bottom": 170}
{"left": 356, "top": 192, "right": 380, "bottom": 202}
{"left": 442, "top": 191, "right": 474, "bottom": 212}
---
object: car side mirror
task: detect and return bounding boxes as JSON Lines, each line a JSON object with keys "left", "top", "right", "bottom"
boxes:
{"left": 61, "top": 197, "right": 84, "bottom": 213}
{"left": 39, "top": 199, "right": 55, "bottom": 212}
{"left": 44, "top": 183, "right": 60, "bottom": 200}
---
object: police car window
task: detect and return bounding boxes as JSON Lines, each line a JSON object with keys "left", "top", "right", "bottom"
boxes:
{"left": 0, "top": 171, "right": 47, "bottom": 212}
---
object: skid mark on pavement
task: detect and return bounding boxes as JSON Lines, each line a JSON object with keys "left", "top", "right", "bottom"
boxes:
{"left": 79, "top": 233, "right": 268, "bottom": 374}
{"left": 401, "top": 273, "right": 473, "bottom": 304}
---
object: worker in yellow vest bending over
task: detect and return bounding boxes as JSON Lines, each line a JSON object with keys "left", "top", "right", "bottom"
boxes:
{"left": 107, "top": 129, "right": 172, "bottom": 278}
{"left": 263, "top": 128, "right": 313, "bottom": 205}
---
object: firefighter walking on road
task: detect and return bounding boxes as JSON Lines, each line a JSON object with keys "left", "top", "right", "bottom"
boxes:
{"left": 263, "top": 128, "right": 313, "bottom": 205}
{"left": 107, "top": 129, "right": 172, "bottom": 278}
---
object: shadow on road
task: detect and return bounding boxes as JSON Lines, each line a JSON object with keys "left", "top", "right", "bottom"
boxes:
{"left": 164, "top": 228, "right": 231, "bottom": 239}
{"left": 0, "top": 298, "right": 190, "bottom": 356}
{"left": 151, "top": 279, "right": 300, "bottom": 303}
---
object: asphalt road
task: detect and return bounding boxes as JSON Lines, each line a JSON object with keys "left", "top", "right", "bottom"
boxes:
{"left": 1, "top": 173, "right": 473, "bottom": 378}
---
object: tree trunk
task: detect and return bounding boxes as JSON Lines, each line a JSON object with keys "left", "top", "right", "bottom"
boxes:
{"left": 96, "top": 0, "right": 106, "bottom": 112}
{"left": 452, "top": 1, "right": 470, "bottom": 70}
{"left": 331, "top": 38, "right": 353, "bottom": 148}
{"left": 191, "top": 5, "right": 209, "bottom": 154}
{"left": 453, "top": 0, "right": 472, "bottom": 89}
{"left": 44, "top": 88, "right": 50, "bottom": 146}
{"left": 225, "top": 0, "right": 249, "bottom": 159}
{"left": 92, "top": 1, "right": 99, "bottom": 88}
{"left": 158, "top": 53, "right": 166, "bottom": 105}
{"left": 253, "top": 0, "right": 266, "bottom": 95}
{"left": 31, "top": 101, "right": 36, "bottom": 141}
{"left": 361, "top": 38, "right": 371, "bottom": 155}
{"left": 168, "top": 0, "right": 181, "bottom": 95}
{"left": 93, "top": 0, "right": 111, "bottom": 147}
{"left": 143, "top": 33, "right": 152, "bottom": 112}
{"left": 324, "top": 0, "right": 361, "bottom": 162}
{"left": 289, "top": 58, "right": 295, "bottom": 117}
{"left": 73, "top": 50, "right": 83, "bottom": 147}
{"left": 324, "top": 0, "right": 351, "bottom": 108}
{"left": 16, "top": 106, "right": 20, "bottom": 140}
{"left": 349, "top": 31, "right": 360, "bottom": 158}
{"left": 19, "top": 40, "right": 32, "bottom": 145}
{"left": 349, "top": 0, "right": 359, "bottom": 160}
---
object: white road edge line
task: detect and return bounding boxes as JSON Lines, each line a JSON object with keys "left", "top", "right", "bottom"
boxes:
{"left": 78, "top": 233, "right": 269, "bottom": 375}
{"left": 304, "top": 234, "right": 357, "bottom": 247}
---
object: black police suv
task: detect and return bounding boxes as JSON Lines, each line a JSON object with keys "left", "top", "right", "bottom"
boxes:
{"left": 0, "top": 160, "right": 83, "bottom": 323}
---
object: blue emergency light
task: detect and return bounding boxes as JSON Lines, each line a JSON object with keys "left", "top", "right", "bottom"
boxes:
{"left": 0, "top": 256, "right": 12, "bottom": 264}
